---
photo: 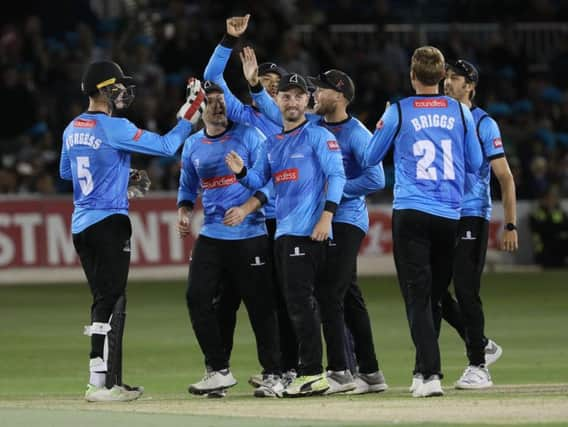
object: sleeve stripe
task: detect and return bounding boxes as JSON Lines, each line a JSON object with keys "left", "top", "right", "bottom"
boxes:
{"left": 488, "top": 153, "right": 505, "bottom": 161}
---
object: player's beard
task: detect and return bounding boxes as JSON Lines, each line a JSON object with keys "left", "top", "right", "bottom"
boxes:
{"left": 283, "top": 107, "right": 303, "bottom": 121}
{"left": 314, "top": 100, "right": 334, "bottom": 116}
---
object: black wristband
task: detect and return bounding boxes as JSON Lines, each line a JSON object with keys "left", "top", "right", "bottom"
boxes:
{"left": 324, "top": 201, "right": 338, "bottom": 214}
{"left": 250, "top": 82, "right": 264, "bottom": 93}
{"left": 253, "top": 191, "right": 268, "bottom": 206}
{"left": 177, "top": 200, "right": 194, "bottom": 210}
{"left": 236, "top": 166, "right": 248, "bottom": 179}
{"left": 220, "top": 33, "right": 239, "bottom": 49}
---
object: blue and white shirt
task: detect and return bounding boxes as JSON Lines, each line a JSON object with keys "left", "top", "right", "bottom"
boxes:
{"left": 178, "top": 122, "right": 267, "bottom": 240}
{"left": 239, "top": 120, "right": 346, "bottom": 239}
{"left": 461, "top": 106, "right": 506, "bottom": 220}
{"left": 363, "top": 95, "right": 483, "bottom": 219}
{"left": 60, "top": 112, "right": 192, "bottom": 233}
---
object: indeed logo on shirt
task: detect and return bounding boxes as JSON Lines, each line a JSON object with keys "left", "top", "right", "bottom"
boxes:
{"left": 274, "top": 168, "right": 299, "bottom": 184}
{"left": 411, "top": 114, "right": 455, "bottom": 131}
{"left": 201, "top": 175, "right": 237, "bottom": 189}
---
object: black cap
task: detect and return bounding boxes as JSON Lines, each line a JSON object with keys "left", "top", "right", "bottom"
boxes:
{"left": 258, "top": 62, "right": 286, "bottom": 78}
{"left": 277, "top": 73, "right": 309, "bottom": 94}
{"left": 202, "top": 80, "right": 224, "bottom": 94}
{"left": 446, "top": 59, "right": 479, "bottom": 84}
{"left": 81, "top": 61, "right": 134, "bottom": 95}
{"left": 307, "top": 70, "right": 355, "bottom": 102}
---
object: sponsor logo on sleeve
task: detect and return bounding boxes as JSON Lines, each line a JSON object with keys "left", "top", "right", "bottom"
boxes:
{"left": 133, "top": 129, "right": 143, "bottom": 141}
{"left": 413, "top": 99, "right": 448, "bottom": 108}
{"left": 201, "top": 175, "right": 237, "bottom": 189}
{"left": 73, "top": 119, "right": 96, "bottom": 128}
{"left": 327, "top": 140, "right": 340, "bottom": 151}
{"left": 493, "top": 137, "right": 503, "bottom": 148}
{"left": 274, "top": 168, "right": 299, "bottom": 184}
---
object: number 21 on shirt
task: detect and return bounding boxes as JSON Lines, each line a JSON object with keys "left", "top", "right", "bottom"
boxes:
{"left": 413, "top": 139, "right": 455, "bottom": 180}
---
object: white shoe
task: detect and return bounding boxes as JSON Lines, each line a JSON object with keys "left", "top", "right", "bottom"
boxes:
{"left": 324, "top": 370, "right": 357, "bottom": 395}
{"left": 188, "top": 368, "right": 237, "bottom": 395}
{"left": 281, "top": 370, "right": 297, "bottom": 388}
{"left": 248, "top": 373, "right": 263, "bottom": 388}
{"left": 347, "top": 371, "right": 388, "bottom": 395}
{"left": 484, "top": 339, "right": 503, "bottom": 367}
{"left": 409, "top": 373, "right": 423, "bottom": 393}
{"left": 254, "top": 374, "right": 284, "bottom": 398}
{"left": 412, "top": 375, "right": 444, "bottom": 398}
{"left": 85, "top": 383, "right": 144, "bottom": 402}
{"left": 455, "top": 365, "right": 493, "bottom": 389}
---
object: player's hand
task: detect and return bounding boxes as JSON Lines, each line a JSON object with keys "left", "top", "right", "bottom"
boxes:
{"left": 240, "top": 46, "right": 259, "bottom": 87}
{"left": 127, "top": 169, "right": 151, "bottom": 199}
{"left": 176, "top": 207, "right": 192, "bottom": 238}
{"left": 223, "top": 206, "right": 247, "bottom": 226}
{"left": 176, "top": 77, "right": 206, "bottom": 125}
{"left": 501, "top": 229, "right": 518, "bottom": 252}
{"left": 311, "top": 211, "right": 333, "bottom": 241}
{"left": 226, "top": 14, "right": 250, "bottom": 37}
{"left": 225, "top": 150, "right": 245, "bottom": 175}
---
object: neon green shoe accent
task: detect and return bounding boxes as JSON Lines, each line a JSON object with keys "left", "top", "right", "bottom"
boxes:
{"left": 283, "top": 373, "right": 329, "bottom": 397}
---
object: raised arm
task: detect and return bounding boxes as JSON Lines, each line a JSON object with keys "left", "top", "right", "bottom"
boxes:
{"left": 241, "top": 46, "right": 283, "bottom": 126}
{"left": 362, "top": 103, "right": 400, "bottom": 168}
{"left": 203, "top": 15, "right": 253, "bottom": 124}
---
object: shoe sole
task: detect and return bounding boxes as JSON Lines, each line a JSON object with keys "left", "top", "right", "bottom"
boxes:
{"left": 455, "top": 381, "right": 494, "bottom": 390}
{"left": 254, "top": 389, "right": 282, "bottom": 398}
{"left": 412, "top": 390, "right": 444, "bottom": 398}
{"left": 85, "top": 394, "right": 142, "bottom": 402}
{"left": 207, "top": 389, "right": 227, "bottom": 398}
{"left": 188, "top": 381, "right": 237, "bottom": 396}
{"left": 283, "top": 386, "right": 329, "bottom": 398}
{"left": 347, "top": 383, "right": 389, "bottom": 395}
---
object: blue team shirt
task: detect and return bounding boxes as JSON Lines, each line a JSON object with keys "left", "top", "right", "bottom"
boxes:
{"left": 363, "top": 95, "right": 483, "bottom": 220}
{"left": 461, "top": 106, "right": 505, "bottom": 220}
{"left": 239, "top": 120, "right": 346, "bottom": 239}
{"left": 60, "top": 112, "right": 192, "bottom": 233}
{"left": 251, "top": 88, "right": 385, "bottom": 232}
{"left": 204, "top": 43, "right": 281, "bottom": 219}
{"left": 178, "top": 122, "right": 267, "bottom": 240}
{"left": 317, "top": 117, "right": 385, "bottom": 233}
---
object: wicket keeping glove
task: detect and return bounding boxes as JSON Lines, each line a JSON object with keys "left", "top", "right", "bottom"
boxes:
{"left": 127, "top": 169, "right": 151, "bottom": 199}
{"left": 176, "top": 77, "right": 206, "bottom": 125}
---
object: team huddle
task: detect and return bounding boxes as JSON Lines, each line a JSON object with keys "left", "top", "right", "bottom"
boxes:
{"left": 59, "top": 14, "right": 518, "bottom": 402}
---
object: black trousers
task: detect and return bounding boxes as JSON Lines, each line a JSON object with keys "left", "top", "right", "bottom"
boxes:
{"left": 392, "top": 209, "right": 458, "bottom": 379}
{"left": 453, "top": 216, "right": 490, "bottom": 366}
{"left": 215, "top": 219, "right": 299, "bottom": 372}
{"left": 318, "top": 222, "right": 378, "bottom": 373}
{"left": 274, "top": 235, "right": 326, "bottom": 376}
{"left": 72, "top": 214, "right": 131, "bottom": 360}
{"left": 186, "top": 235, "right": 280, "bottom": 374}
{"left": 344, "top": 268, "right": 380, "bottom": 374}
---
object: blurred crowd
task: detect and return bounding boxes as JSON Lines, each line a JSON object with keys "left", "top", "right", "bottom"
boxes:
{"left": 1, "top": 0, "right": 568, "bottom": 203}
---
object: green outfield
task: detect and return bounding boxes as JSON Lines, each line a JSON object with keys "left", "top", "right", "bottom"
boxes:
{"left": 0, "top": 271, "right": 567, "bottom": 426}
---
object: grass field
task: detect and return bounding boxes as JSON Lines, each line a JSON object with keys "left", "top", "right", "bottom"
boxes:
{"left": 0, "top": 271, "right": 567, "bottom": 426}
